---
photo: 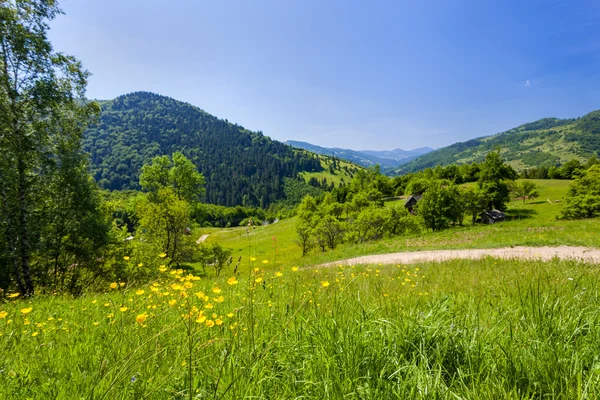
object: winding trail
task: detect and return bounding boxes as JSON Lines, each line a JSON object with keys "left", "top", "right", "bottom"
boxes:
{"left": 196, "top": 234, "right": 209, "bottom": 244}
{"left": 320, "top": 246, "right": 600, "bottom": 267}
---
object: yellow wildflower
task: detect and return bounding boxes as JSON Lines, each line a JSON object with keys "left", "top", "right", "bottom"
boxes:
{"left": 275, "top": 272, "right": 283, "bottom": 277}
{"left": 7, "top": 293, "right": 20, "bottom": 298}
{"left": 184, "top": 282, "right": 193, "bottom": 289}
{"left": 159, "top": 265, "right": 167, "bottom": 273}
{"left": 20, "top": 307, "right": 32, "bottom": 315}
{"left": 110, "top": 282, "right": 118, "bottom": 289}
{"left": 31, "top": 332, "right": 39, "bottom": 337}
{"left": 215, "top": 319, "right": 223, "bottom": 326}
{"left": 0, "top": 311, "right": 8, "bottom": 319}
{"left": 204, "top": 303, "right": 213, "bottom": 309}
{"left": 205, "top": 320, "right": 215, "bottom": 328}
{"left": 211, "top": 287, "right": 221, "bottom": 294}
{"left": 135, "top": 290, "right": 145, "bottom": 296}
{"left": 196, "top": 315, "right": 207, "bottom": 324}
{"left": 137, "top": 263, "right": 143, "bottom": 268}
{"left": 255, "top": 277, "right": 263, "bottom": 283}
{"left": 321, "top": 281, "right": 330, "bottom": 288}
{"left": 119, "top": 282, "right": 125, "bottom": 287}
{"left": 227, "top": 277, "right": 238, "bottom": 285}
{"left": 123, "top": 256, "right": 130, "bottom": 261}
{"left": 262, "top": 260, "right": 269, "bottom": 264}
{"left": 250, "top": 257, "right": 257, "bottom": 262}
{"left": 291, "top": 267, "right": 299, "bottom": 272}
{"left": 159, "top": 252, "right": 167, "bottom": 258}
{"left": 135, "top": 314, "right": 148, "bottom": 325}
{"left": 119, "top": 306, "right": 128, "bottom": 312}
{"left": 168, "top": 300, "right": 177, "bottom": 307}
{"left": 226, "top": 312, "right": 234, "bottom": 318}
{"left": 215, "top": 296, "right": 225, "bottom": 303}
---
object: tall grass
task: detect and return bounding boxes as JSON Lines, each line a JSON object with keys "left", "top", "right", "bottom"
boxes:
{"left": 1, "top": 257, "right": 600, "bottom": 398}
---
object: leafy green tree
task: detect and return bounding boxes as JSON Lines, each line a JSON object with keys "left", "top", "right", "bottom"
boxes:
{"left": 404, "top": 178, "right": 431, "bottom": 196}
{"left": 0, "top": 0, "right": 101, "bottom": 295}
{"left": 211, "top": 243, "right": 232, "bottom": 277}
{"left": 296, "top": 195, "right": 318, "bottom": 224}
{"left": 463, "top": 187, "right": 488, "bottom": 223}
{"left": 140, "top": 152, "right": 205, "bottom": 203}
{"left": 384, "top": 205, "right": 420, "bottom": 236}
{"left": 477, "top": 151, "right": 516, "bottom": 211}
{"left": 294, "top": 222, "right": 314, "bottom": 257}
{"left": 348, "top": 206, "right": 388, "bottom": 243}
{"left": 417, "top": 181, "right": 464, "bottom": 231}
{"left": 137, "top": 153, "right": 204, "bottom": 265}
{"left": 557, "top": 165, "right": 600, "bottom": 219}
{"left": 313, "top": 215, "right": 345, "bottom": 250}
{"left": 510, "top": 181, "right": 540, "bottom": 203}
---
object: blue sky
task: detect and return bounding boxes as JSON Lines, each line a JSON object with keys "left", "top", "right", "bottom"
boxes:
{"left": 49, "top": 0, "right": 600, "bottom": 150}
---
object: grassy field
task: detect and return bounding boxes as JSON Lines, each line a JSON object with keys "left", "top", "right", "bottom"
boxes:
{"left": 299, "top": 156, "right": 359, "bottom": 187}
{"left": 201, "top": 179, "right": 599, "bottom": 271}
{"left": 2, "top": 257, "right": 600, "bottom": 398}
{"left": 3, "top": 178, "right": 600, "bottom": 398}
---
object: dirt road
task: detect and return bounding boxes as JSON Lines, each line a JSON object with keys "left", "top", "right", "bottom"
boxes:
{"left": 196, "top": 234, "right": 209, "bottom": 244}
{"left": 320, "top": 246, "right": 600, "bottom": 267}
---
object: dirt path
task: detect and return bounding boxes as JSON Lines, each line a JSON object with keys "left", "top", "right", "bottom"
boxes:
{"left": 320, "top": 246, "right": 600, "bottom": 267}
{"left": 196, "top": 234, "right": 209, "bottom": 244}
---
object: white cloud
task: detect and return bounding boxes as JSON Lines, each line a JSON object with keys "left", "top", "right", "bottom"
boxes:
{"left": 524, "top": 80, "right": 531, "bottom": 88}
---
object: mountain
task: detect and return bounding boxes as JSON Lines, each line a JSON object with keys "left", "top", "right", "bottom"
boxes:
{"left": 83, "top": 92, "right": 324, "bottom": 207}
{"left": 285, "top": 141, "right": 434, "bottom": 168}
{"left": 391, "top": 110, "right": 600, "bottom": 175}
{"left": 361, "top": 147, "right": 434, "bottom": 161}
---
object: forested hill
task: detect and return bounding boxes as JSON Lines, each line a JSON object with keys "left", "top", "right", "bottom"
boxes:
{"left": 391, "top": 109, "right": 600, "bottom": 175}
{"left": 83, "top": 92, "right": 323, "bottom": 207}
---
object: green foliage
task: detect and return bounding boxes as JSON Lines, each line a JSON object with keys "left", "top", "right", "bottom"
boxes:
{"left": 84, "top": 92, "right": 323, "bottom": 207}
{"left": 557, "top": 165, "right": 600, "bottom": 219}
{"left": 140, "top": 152, "right": 205, "bottom": 203}
{"left": 294, "top": 222, "right": 314, "bottom": 257}
{"left": 416, "top": 182, "right": 463, "bottom": 231}
{"left": 477, "top": 151, "right": 516, "bottom": 211}
{"left": 136, "top": 153, "right": 202, "bottom": 266}
{"left": 209, "top": 243, "right": 233, "bottom": 277}
{"left": 510, "top": 180, "right": 540, "bottom": 203}
{"left": 0, "top": 0, "right": 107, "bottom": 295}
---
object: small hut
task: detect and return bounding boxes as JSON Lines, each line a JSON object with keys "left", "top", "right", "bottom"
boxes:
{"left": 478, "top": 209, "right": 506, "bottom": 224}
{"left": 404, "top": 194, "right": 422, "bottom": 214}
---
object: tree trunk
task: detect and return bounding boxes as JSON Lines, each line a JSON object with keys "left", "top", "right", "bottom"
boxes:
{"left": 18, "top": 157, "right": 34, "bottom": 296}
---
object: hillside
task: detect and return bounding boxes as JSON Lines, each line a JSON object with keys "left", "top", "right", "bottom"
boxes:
{"left": 392, "top": 110, "right": 600, "bottom": 175}
{"left": 286, "top": 140, "right": 433, "bottom": 168}
{"left": 83, "top": 92, "right": 324, "bottom": 207}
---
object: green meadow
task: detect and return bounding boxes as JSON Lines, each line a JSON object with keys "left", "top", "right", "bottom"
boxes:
{"left": 2, "top": 257, "right": 600, "bottom": 398}
{"left": 2, "top": 178, "right": 600, "bottom": 399}
{"left": 203, "top": 179, "right": 599, "bottom": 270}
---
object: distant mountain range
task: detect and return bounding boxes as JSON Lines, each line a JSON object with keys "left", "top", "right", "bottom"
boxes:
{"left": 390, "top": 109, "right": 600, "bottom": 175}
{"left": 285, "top": 140, "right": 434, "bottom": 168}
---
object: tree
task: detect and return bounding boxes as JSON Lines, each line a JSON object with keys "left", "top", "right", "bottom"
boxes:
{"left": 137, "top": 153, "right": 204, "bottom": 265}
{"left": 510, "top": 181, "right": 540, "bottom": 203}
{"left": 477, "top": 150, "right": 516, "bottom": 211}
{"left": 140, "top": 152, "right": 205, "bottom": 203}
{"left": 557, "top": 165, "right": 600, "bottom": 220}
{"left": 211, "top": 243, "right": 232, "bottom": 277}
{"left": 313, "top": 215, "right": 345, "bottom": 250}
{"left": 416, "top": 181, "right": 464, "bottom": 231}
{"left": 463, "top": 187, "right": 488, "bottom": 223}
{"left": 294, "top": 222, "right": 314, "bottom": 257}
{"left": 0, "top": 1, "right": 100, "bottom": 295}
